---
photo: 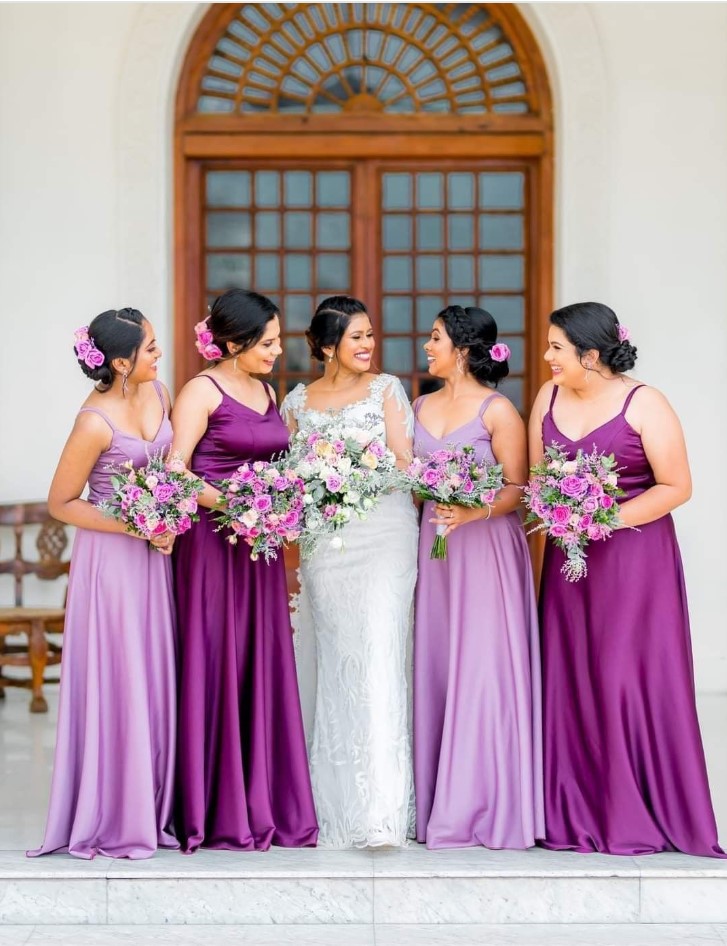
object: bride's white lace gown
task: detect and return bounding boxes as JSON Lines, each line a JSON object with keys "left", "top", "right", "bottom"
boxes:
{"left": 282, "top": 373, "right": 418, "bottom": 848}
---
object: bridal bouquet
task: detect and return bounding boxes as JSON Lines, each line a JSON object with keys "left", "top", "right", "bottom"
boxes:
{"left": 404, "top": 446, "right": 504, "bottom": 560}
{"left": 99, "top": 450, "right": 201, "bottom": 540}
{"left": 286, "top": 425, "right": 401, "bottom": 556}
{"left": 214, "top": 461, "right": 305, "bottom": 562}
{"left": 523, "top": 443, "right": 624, "bottom": 581}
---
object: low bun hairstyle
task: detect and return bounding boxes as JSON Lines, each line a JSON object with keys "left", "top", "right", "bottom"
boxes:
{"left": 550, "top": 302, "right": 637, "bottom": 373}
{"left": 77, "top": 308, "right": 145, "bottom": 392}
{"left": 206, "top": 289, "right": 278, "bottom": 358}
{"left": 437, "top": 305, "right": 510, "bottom": 386}
{"left": 305, "top": 295, "right": 368, "bottom": 362}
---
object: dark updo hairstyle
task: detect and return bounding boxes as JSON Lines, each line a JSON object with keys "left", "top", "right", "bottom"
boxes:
{"left": 206, "top": 288, "right": 279, "bottom": 359}
{"left": 305, "top": 295, "right": 369, "bottom": 362}
{"left": 437, "top": 305, "right": 509, "bottom": 386}
{"left": 77, "top": 307, "right": 145, "bottom": 392}
{"left": 549, "top": 302, "right": 637, "bottom": 373}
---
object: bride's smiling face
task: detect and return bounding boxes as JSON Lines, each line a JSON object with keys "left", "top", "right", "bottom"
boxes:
{"left": 327, "top": 314, "right": 375, "bottom": 374}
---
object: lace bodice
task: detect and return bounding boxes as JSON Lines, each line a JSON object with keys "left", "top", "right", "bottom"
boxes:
{"left": 281, "top": 373, "right": 413, "bottom": 445}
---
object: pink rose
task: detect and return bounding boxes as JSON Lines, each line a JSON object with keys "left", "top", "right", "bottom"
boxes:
{"left": 75, "top": 340, "right": 91, "bottom": 357}
{"left": 578, "top": 514, "right": 593, "bottom": 530}
{"left": 490, "top": 343, "right": 511, "bottom": 363}
{"left": 198, "top": 330, "right": 214, "bottom": 346}
{"left": 325, "top": 474, "right": 343, "bottom": 492}
{"left": 176, "top": 515, "right": 192, "bottom": 534}
{"left": 600, "top": 495, "right": 615, "bottom": 509}
{"left": 582, "top": 496, "right": 599, "bottom": 513}
{"left": 550, "top": 524, "right": 567, "bottom": 538}
{"left": 85, "top": 349, "right": 105, "bottom": 368}
{"left": 560, "top": 475, "right": 589, "bottom": 499}
{"left": 153, "top": 483, "right": 175, "bottom": 503}
{"left": 552, "top": 505, "right": 571, "bottom": 525}
{"left": 152, "top": 521, "right": 168, "bottom": 536}
{"left": 587, "top": 524, "right": 606, "bottom": 540}
{"left": 193, "top": 320, "right": 208, "bottom": 335}
{"left": 253, "top": 495, "right": 272, "bottom": 513}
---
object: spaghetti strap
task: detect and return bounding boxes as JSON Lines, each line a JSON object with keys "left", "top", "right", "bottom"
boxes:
{"left": 196, "top": 374, "right": 227, "bottom": 397}
{"left": 548, "top": 384, "right": 559, "bottom": 412}
{"left": 621, "top": 384, "right": 645, "bottom": 415}
{"left": 412, "top": 396, "right": 425, "bottom": 418}
{"left": 480, "top": 392, "right": 501, "bottom": 418}
{"left": 152, "top": 380, "right": 166, "bottom": 414}
{"left": 77, "top": 406, "right": 116, "bottom": 432}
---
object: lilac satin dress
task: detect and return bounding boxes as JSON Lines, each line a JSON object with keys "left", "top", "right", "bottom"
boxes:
{"left": 414, "top": 392, "right": 544, "bottom": 849}
{"left": 173, "top": 376, "right": 318, "bottom": 852}
{"left": 29, "top": 381, "right": 177, "bottom": 859}
{"left": 540, "top": 384, "right": 724, "bottom": 856}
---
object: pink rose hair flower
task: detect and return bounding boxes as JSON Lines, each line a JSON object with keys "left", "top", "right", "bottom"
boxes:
{"left": 617, "top": 324, "right": 631, "bottom": 343}
{"left": 73, "top": 325, "right": 106, "bottom": 370}
{"left": 194, "top": 315, "right": 223, "bottom": 361}
{"left": 490, "top": 343, "right": 511, "bottom": 363}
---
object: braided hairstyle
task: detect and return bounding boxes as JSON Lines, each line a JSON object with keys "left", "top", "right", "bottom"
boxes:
{"left": 550, "top": 302, "right": 637, "bottom": 372}
{"left": 437, "top": 305, "right": 509, "bottom": 385}
{"left": 305, "top": 295, "right": 369, "bottom": 362}
{"left": 76, "top": 308, "right": 145, "bottom": 392}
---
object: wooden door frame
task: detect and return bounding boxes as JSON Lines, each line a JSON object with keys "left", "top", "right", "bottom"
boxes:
{"left": 173, "top": 4, "right": 554, "bottom": 399}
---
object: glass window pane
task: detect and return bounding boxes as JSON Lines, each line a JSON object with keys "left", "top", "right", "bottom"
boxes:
{"left": 284, "top": 170, "right": 312, "bottom": 208}
{"left": 501, "top": 335, "right": 524, "bottom": 373}
{"left": 479, "top": 172, "right": 524, "bottom": 209}
{"left": 383, "top": 295, "right": 413, "bottom": 333}
{"left": 285, "top": 255, "right": 312, "bottom": 290}
{"left": 207, "top": 171, "right": 251, "bottom": 207}
{"left": 316, "top": 253, "right": 350, "bottom": 290}
{"left": 255, "top": 253, "right": 280, "bottom": 288}
{"left": 383, "top": 257, "right": 412, "bottom": 291}
{"left": 255, "top": 211, "right": 280, "bottom": 249}
{"left": 284, "top": 212, "right": 312, "bottom": 248}
{"left": 206, "top": 212, "right": 251, "bottom": 248}
{"left": 448, "top": 172, "right": 474, "bottom": 210}
{"left": 317, "top": 171, "right": 350, "bottom": 207}
{"left": 479, "top": 295, "right": 525, "bottom": 332}
{"left": 416, "top": 295, "right": 444, "bottom": 332}
{"left": 316, "top": 212, "right": 350, "bottom": 249}
{"left": 255, "top": 171, "right": 280, "bottom": 207}
{"left": 417, "top": 255, "right": 444, "bottom": 291}
{"left": 383, "top": 173, "right": 412, "bottom": 210}
{"left": 416, "top": 214, "right": 444, "bottom": 250}
{"left": 478, "top": 254, "right": 524, "bottom": 290}
{"left": 285, "top": 335, "right": 311, "bottom": 372}
{"left": 448, "top": 295, "right": 476, "bottom": 308}
{"left": 480, "top": 214, "right": 524, "bottom": 250}
{"left": 383, "top": 216, "right": 412, "bottom": 251}
{"left": 416, "top": 172, "right": 444, "bottom": 210}
{"left": 499, "top": 376, "right": 524, "bottom": 413}
{"left": 448, "top": 256, "right": 474, "bottom": 291}
{"left": 383, "top": 337, "right": 413, "bottom": 373}
{"left": 283, "top": 294, "right": 313, "bottom": 331}
{"left": 447, "top": 215, "right": 474, "bottom": 250}
{"left": 207, "top": 253, "right": 251, "bottom": 289}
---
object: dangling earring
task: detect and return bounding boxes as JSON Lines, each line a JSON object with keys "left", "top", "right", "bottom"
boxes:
{"left": 456, "top": 352, "right": 466, "bottom": 375}
{"left": 327, "top": 354, "right": 333, "bottom": 364}
{"left": 122, "top": 370, "right": 128, "bottom": 397}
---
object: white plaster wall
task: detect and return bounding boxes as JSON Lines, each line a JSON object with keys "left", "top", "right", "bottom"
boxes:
{"left": 0, "top": 2, "right": 725, "bottom": 689}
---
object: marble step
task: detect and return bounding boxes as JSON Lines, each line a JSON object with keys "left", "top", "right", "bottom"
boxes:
{"left": 1, "top": 847, "right": 727, "bottom": 927}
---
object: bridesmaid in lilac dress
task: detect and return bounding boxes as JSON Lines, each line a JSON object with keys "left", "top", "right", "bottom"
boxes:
{"left": 171, "top": 289, "right": 317, "bottom": 852}
{"left": 30, "top": 308, "right": 177, "bottom": 858}
{"left": 530, "top": 302, "right": 723, "bottom": 856}
{"left": 414, "top": 306, "right": 544, "bottom": 850}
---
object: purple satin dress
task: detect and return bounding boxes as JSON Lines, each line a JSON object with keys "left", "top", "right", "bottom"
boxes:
{"left": 540, "top": 384, "right": 724, "bottom": 856}
{"left": 29, "top": 381, "right": 177, "bottom": 858}
{"left": 414, "top": 392, "right": 544, "bottom": 849}
{"left": 173, "top": 376, "right": 318, "bottom": 852}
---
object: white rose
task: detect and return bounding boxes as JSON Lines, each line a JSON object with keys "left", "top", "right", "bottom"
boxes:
{"left": 339, "top": 508, "right": 351, "bottom": 522}
{"left": 303, "top": 494, "right": 314, "bottom": 506}
{"left": 362, "top": 497, "right": 374, "bottom": 510}
{"left": 330, "top": 536, "right": 344, "bottom": 550}
{"left": 561, "top": 460, "right": 578, "bottom": 474}
{"left": 344, "top": 490, "right": 360, "bottom": 505}
{"left": 337, "top": 457, "right": 352, "bottom": 475}
{"left": 241, "top": 510, "right": 259, "bottom": 527}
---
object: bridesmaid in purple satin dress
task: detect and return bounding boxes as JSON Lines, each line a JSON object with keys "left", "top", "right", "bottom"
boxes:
{"left": 30, "top": 308, "right": 177, "bottom": 858}
{"left": 171, "top": 289, "right": 317, "bottom": 853}
{"left": 414, "top": 306, "right": 544, "bottom": 850}
{"left": 530, "top": 302, "right": 723, "bottom": 857}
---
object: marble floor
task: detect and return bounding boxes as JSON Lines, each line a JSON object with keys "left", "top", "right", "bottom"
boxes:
{"left": 0, "top": 688, "right": 725, "bottom": 945}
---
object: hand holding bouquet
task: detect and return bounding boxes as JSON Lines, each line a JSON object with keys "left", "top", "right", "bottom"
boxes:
{"left": 214, "top": 461, "right": 304, "bottom": 562}
{"left": 404, "top": 446, "right": 504, "bottom": 559}
{"left": 99, "top": 450, "right": 201, "bottom": 546}
{"left": 287, "top": 425, "right": 401, "bottom": 557}
{"left": 523, "top": 443, "right": 624, "bottom": 581}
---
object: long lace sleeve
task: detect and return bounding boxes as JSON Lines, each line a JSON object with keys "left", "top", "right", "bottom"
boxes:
{"left": 382, "top": 376, "right": 414, "bottom": 466}
{"left": 280, "top": 384, "right": 305, "bottom": 435}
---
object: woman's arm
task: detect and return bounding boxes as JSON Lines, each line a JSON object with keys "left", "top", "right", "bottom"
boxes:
{"left": 48, "top": 412, "right": 141, "bottom": 536}
{"left": 618, "top": 387, "right": 692, "bottom": 528}
{"left": 383, "top": 378, "right": 414, "bottom": 469}
{"left": 170, "top": 378, "right": 223, "bottom": 510}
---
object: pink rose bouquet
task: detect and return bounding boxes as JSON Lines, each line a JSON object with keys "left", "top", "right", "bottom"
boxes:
{"left": 403, "top": 445, "right": 504, "bottom": 560}
{"left": 523, "top": 443, "right": 624, "bottom": 581}
{"left": 286, "top": 424, "right": 401, "bottom": 557}
{"left": 214, "top": 460, "right": 304, "bottom": 562}
{"left": 99, "top": 450, "right": 201, "bottom": 541}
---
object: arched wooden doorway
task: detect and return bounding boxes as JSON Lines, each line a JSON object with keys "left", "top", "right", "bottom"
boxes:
{"left": 175, "top": 3, "right": 553, "bottom": 410}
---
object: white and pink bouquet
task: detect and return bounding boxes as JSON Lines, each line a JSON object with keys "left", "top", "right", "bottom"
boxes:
{"left": 523, "top": 443, "right": 624, "bottom": 581}
{"left": 100, "top": 450, "right": 201, "bottom": 540}
{"left": 287, "top": 425, "right": 401, "bottom": 557}
{"left": 214, "top": 461, "right": 305, "bottom": 562}
{"left": 404, "top": 446, "right": 504, "bottom": 560}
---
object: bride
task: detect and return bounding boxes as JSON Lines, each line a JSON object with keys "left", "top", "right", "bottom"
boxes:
{"left": 281, "top": 295, "right": 418, "bottom": 848}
